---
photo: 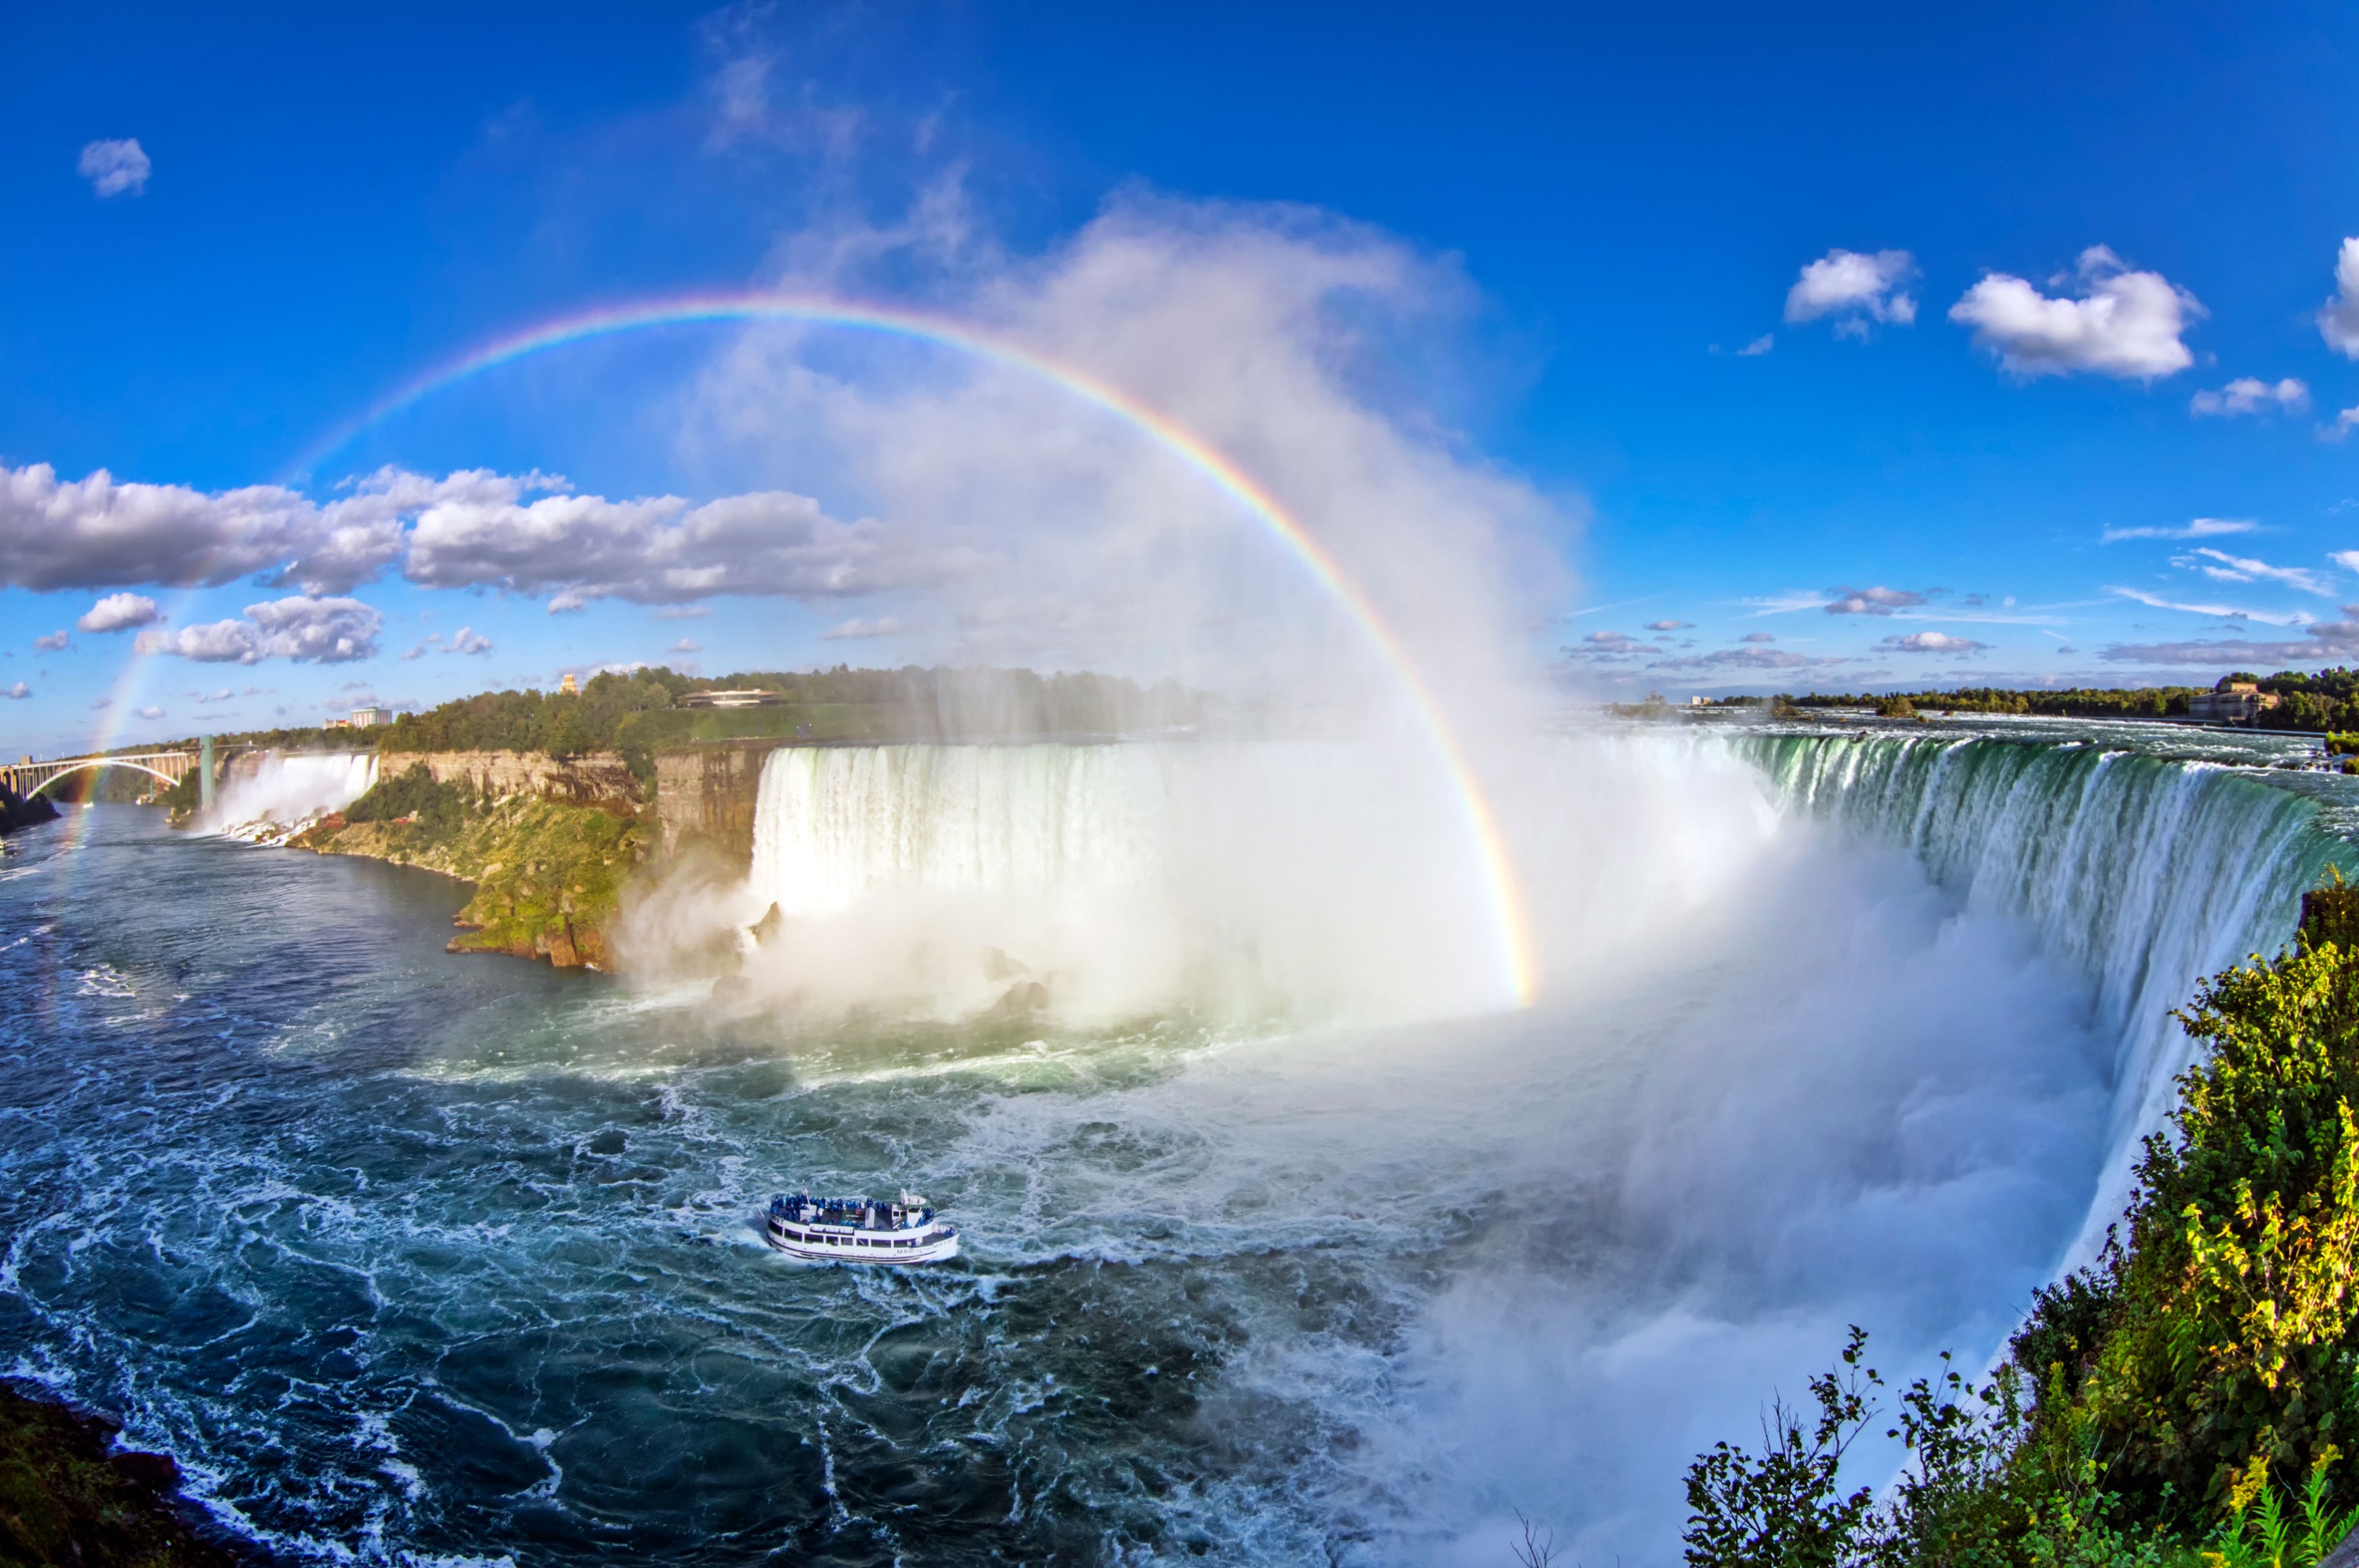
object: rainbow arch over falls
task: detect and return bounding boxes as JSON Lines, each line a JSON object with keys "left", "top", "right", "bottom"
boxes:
{"left": 296, "top": 291, "right": 1540, "bottom": 1008}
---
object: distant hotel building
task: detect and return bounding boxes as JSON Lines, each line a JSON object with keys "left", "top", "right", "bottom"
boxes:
{"left": 349, "top": 707, "right": 389, "bottom": 728}
{"left": 2187, "top": 679, "right": 2279, "bottom": 726}
{"left": 680, "top": 690, "right": 785, "bottom": 709}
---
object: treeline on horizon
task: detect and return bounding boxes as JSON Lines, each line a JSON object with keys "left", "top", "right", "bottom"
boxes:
{"left": 373, "top": 664, "right": 1207, "bottom": 760}
{"left": 1767, "top": 666, "right": 2359, "bottom": 731}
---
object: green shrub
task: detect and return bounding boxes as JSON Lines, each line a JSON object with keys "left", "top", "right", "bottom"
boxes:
{"left": 344, "top": 763, "right": 471, "bottom": 829}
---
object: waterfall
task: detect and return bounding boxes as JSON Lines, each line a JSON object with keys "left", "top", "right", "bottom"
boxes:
{"left": 211, "top": 750, "right": 379, "bottom": 840}
{"left": 1734, "top": 729, "right": 2344, "bottom": 1258}
{"left": 740, "top": 741, "right": 1508, "bottom": 1021}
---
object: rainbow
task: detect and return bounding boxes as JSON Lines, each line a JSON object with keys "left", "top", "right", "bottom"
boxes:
{"left": 297, "top": 292, "right": 1540, "bottom": 1007}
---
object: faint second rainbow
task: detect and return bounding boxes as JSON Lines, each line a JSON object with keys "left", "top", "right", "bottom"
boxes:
{"left": 295, "top": 291, "right": 1540, "bottom": 1008}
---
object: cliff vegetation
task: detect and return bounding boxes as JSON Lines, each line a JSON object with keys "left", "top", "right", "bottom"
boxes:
{"left": 294, "top": 764, "right": 645, "bottom": 969}
{"left": 1679, "top": 891, "right": 2359, "bottom": 1568}
{"left": 0, "top": 1380, "right": 249, "bottom": 1566}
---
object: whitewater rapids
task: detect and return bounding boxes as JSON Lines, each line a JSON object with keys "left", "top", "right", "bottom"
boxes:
{"left": 0, "top": 722, "right": 2339, "bottom": 1565}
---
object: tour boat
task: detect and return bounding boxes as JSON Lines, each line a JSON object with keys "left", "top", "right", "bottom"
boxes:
{"left": 765, "top": 1190, "right": 960, "bottom": 1264}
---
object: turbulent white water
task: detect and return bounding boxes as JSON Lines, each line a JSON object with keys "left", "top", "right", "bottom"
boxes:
{"left": 740, "top": 741, "right": 1512, "bottom": 1021}
{"left": 210, "top": 749, "right": 379, "bottom": 837}
{"left": 1737, "top": 727, "right": 2339, "bottom": 1259}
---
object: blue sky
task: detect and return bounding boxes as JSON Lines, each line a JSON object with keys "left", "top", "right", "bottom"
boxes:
{"left": 6, "top": 2, "right": 2359, "bottom": 753}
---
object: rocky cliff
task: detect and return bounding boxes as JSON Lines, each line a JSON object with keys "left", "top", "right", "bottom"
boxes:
{"left": 392, "top": 749, "right": 642, "bottom": 805}
{"left": 0, "top": 782, "right": 60, "bottom": 836}
{"left": 654, "top": 742, "right": 784, "bottom": 863}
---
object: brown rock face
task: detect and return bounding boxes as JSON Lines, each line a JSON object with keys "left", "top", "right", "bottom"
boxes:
{"left": 397, "top": 750, "right": 642, "bottom": 806}
{"left": 655, "top": 743, "right": 786, "bottom": 863}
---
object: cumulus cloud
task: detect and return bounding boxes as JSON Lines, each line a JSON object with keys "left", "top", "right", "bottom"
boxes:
{"left": 1879, "top": 631, "right": 1989, "bottom": 654}
{"left": 817, "top": 617, "right": 903, "bottom": 641}
{"left": 2102, "top": 610, "right": 2359, "bottom": 667}
{"left": 1647, "top": 647, "right": 1849, "bottom": 672}
{"left": 1736, "top": 334, "right": 1774, "bottom": 356}
{"left": 2190, "top": 377, "right": 2309, "bottom": 418}
{"left": 2326, "top": 408, "right": 2359, "bottom": 444}
{"left": 136, "top": 596, "right": 383, "bottom": 664}
{"left": 0, "top": 462, "right": 403, "bottom": 594}
{"left": 76, "top": 591, "right": 161, "bottom": 632}
{"left": 2174, "top": 547, "right": 2332, "bottom": 595}
{"left": 401, "top": 471, "right": 946, "bottom": 605}
{"left": 1739, "top": 631, "right": 1776, "bottom": 644}
{"left": 1644, "top": 620, "right": 1693, "bottom": 631}
{"left": 0, "top": 462, "right": 954, "bottom": 609}
{"left": 1824, "top": 585, "right": 1925, "bottom": 616}
{"left": 2100, "top": 517, "right": 2256, "bottom": 543}
{"left": 1785, "top": 249, "right": 1919, "bottom": 333}
{"left": 31, "top": 631, "right": 68, "bottom": 651}
{"left": 1949, "top": 246, "right": 2202, "bottom": 379}
{"left": 77, "top": 138, "right": 150, "bottom": 197}
{"left": 2320, "top": 239, "right": 2359, "bottom": 359}
{"left": 448, "top": 625, "right": 492, "bottom": 655}
{"left": 135, "top": 705, "right": 164, "bottom": 720}
{"left": 3, "top": 683, "right": 28, "bottom": 699}
{"left": 668, "top": 638, "right": 704, "bottom": 653}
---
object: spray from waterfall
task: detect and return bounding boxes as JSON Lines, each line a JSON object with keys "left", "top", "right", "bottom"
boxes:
{"left": 208, "top": 751, "right": 379, "bottom": 843}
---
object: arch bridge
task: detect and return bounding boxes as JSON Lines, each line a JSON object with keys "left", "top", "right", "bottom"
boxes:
{"left": 2, "top": 751, "right": 200, "bottom": 801}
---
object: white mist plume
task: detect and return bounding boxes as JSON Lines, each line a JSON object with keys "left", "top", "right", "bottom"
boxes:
{"left": 209, "top": 751, "right": 378, "bottom": 833}
{"left": 685, "top": 191, "right": 1571, "bottom": 733}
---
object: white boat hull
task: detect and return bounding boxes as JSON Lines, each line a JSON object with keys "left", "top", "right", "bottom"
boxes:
{"left": 764, "top": 1214, "right": 960, "bottom": 1264}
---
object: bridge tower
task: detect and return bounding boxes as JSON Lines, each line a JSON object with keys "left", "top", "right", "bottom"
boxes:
{"left": 200, "top": 735, "right": 215, "bottom": 813}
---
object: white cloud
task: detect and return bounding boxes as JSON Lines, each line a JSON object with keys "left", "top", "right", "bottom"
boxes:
{"left": 2320, "top": 238, "right": 2359, "bottom": 359}
{"left": 1739, "top": 631, "right": 1776, "bottom": 644}
{"left": 2100, "top": 517, "right": 2257, "bottom": 543}
{"left": 135, "top": 705, "right": 164, "bottom": 720}
{"left": 31, "top": 631, "right": 68, "bottom": 651}
{"left": 403, "top": 473, "right": 945, "bottom": 605}
{"left": 2326, "top": 407, "right": 2359, "bottom": 444}
{"left": 2190, "top": 377, "right": 2309, "bottom": 417}
{"left": 1824, "top": 585, "right": 1925, "bottom": 616}
{"left": 2174, "top": 547, "right": 2333, "bottom": 595}
{"left": 76, "top": 591, "right": 160, "bottom": 632}
{"left": 1643, "top": 620, "right": 1693, "bottom": 631}
{"left": 77, "top": 138, "right": 150, "bottom": 197}
{"left": 0, "top": 462, "right": 402, "bottom": 594}
{"left": 135, "top": 596, "right": 383, "bottom": 664}
{"left": 668, "top": 638, "right": 704, "bottom": 653}
{"left": 0, "top": 462, "right": 951, "bottom": 607}
{"left": 448, "top": 625, "right": 492, "bottom": 655}
{"left": 818, "top": 616, "right": 904, "bottom": 641}
{"left": 1784, "top": 249, "right": 1919, "bottom": 329}
{"left": 1949, "top": 246, "right": 2202, "bottom": 379}
{"left": 1879, "top": 631, "right": 1989, "bottom": 654}
{"left": 2106, "top": 585, "right": 2308, "bottom": 624}
{"left": 2102, "top": 608, "right": 2359, "bottom": 666}
{"left": 2, "top": 683, "right": 28, "bottom": 699}
{"left": 653, "top": 605, "right": 712, "bottom": 619}
{"left": 1647, "top": 646, "right": 1850, "bottom": 672}
{"left": 1735, "top": 333, "right": 1774, "bottom": 356}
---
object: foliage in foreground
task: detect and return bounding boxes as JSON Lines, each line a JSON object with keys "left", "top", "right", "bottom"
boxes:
{"left": 1680, "top": 918, "right": 2359, "bottom": 1567}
